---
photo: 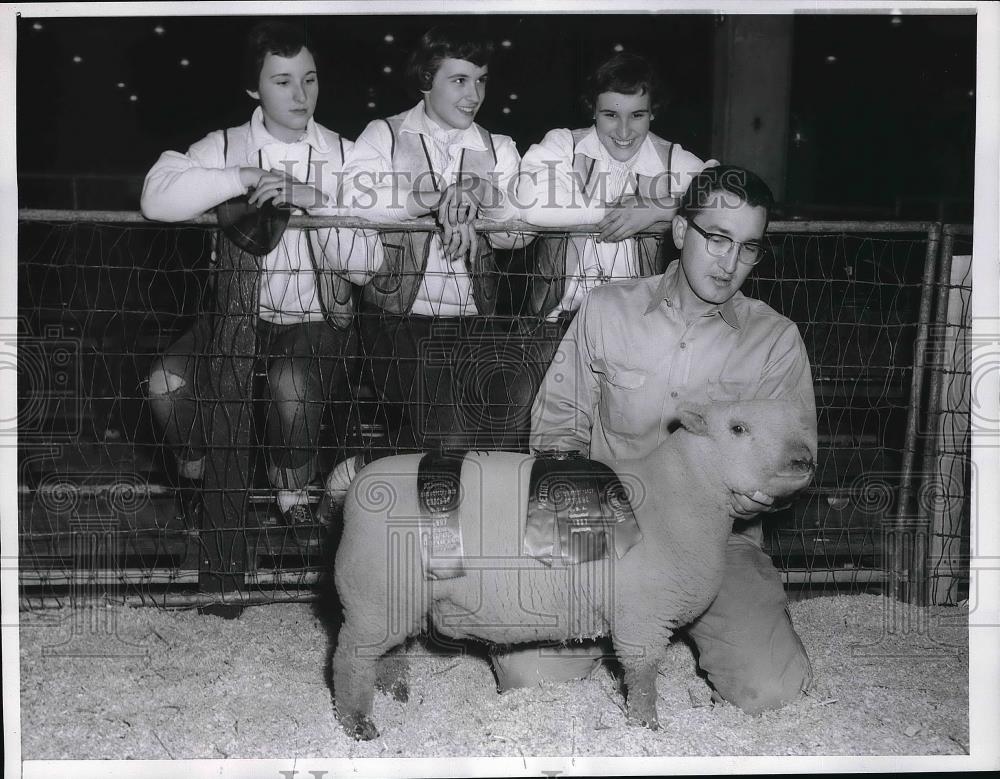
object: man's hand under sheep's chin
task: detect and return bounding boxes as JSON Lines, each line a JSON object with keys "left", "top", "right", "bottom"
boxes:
{"left": 728, "top": 490, "right": 775, "bottom": 521}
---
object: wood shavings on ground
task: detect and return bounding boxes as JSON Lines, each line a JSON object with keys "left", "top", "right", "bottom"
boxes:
{"left": 18, "top": 594, "right": 968, "bottom": 758}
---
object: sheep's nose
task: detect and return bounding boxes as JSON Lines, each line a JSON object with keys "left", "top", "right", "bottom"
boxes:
{"left": 787, "top": 443, "right": 815, "bottom": 473}
{"left": 790, "top": 457, "right": 815, "bottom": 474}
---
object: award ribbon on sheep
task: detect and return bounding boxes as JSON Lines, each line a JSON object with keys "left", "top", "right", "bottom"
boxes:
{"left": 417, "top": 451, "right": 468, "bottom": 580}
{"left": 524, "top": 452, "right": 643, "bottom": 565}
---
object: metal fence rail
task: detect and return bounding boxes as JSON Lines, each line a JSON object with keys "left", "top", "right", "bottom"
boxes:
{"left": 16, "top": 210, "right": 970, "bottom": 608}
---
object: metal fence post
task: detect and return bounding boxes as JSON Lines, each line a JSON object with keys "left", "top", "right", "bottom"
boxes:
{"left": 889, "top": 223, "right": 941, "bottom": 605}
{"left": 921, "top": 224, "right": 973, "bottom": 604}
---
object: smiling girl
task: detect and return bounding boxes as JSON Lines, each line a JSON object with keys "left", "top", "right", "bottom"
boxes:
{"left": 519, "top": 52, "right": 717, "bottom": 324}
{"left": 340, "top": 24, "right": 526, "bottom": 452}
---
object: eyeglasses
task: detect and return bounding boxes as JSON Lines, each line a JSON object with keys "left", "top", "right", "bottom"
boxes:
{"left": 686, "top": 219, "right": 766, "bottom": 266}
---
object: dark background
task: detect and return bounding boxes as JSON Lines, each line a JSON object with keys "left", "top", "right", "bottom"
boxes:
{"left": 17, "top": 12, "right": 976, "bottom": 218}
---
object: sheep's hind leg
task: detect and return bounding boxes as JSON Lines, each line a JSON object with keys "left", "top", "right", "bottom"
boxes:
{"left": 332, "top": 624, "right": 387, "bottom": 740}
{"left": 375, "top": 648, "right": 410, "bottom": 702}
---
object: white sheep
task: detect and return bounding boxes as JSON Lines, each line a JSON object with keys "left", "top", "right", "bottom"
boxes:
{"left": 330, "top": 399, "right": 816, "bottom": 740}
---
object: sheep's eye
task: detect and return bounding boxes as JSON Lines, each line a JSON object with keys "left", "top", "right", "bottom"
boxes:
{"left": 731, "top": 423, "right": 749, "bottom": 436}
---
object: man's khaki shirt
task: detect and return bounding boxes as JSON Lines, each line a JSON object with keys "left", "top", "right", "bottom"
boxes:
{"left": 529, "top": 260, "right": 818, "bottom": 465}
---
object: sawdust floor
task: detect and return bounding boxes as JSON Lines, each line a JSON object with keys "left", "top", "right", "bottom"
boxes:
{"left": 19, "top": 594, "right": 968, "bottom": 759}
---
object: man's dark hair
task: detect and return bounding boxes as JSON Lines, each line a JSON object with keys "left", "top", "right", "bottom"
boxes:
{"left": 679, "top": 165, "right": 775, "bottom": 224}
{"left": 582, "top": 52, "right": 662, "bottom": 116}
{"left": 406, "top": 24, "right": 494, "bottom": 94}
{"left": 243, "top": 20, "right": 315, "bottom": 92}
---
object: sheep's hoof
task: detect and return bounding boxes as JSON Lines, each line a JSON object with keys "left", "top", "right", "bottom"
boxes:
{"left": 340, "top": 713, "right": 379, "bottom": 741}
{"left": 626, "top": 710, "right": 660, "bottom": 731}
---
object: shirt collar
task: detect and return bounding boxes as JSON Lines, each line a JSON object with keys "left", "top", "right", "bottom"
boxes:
{"left": 644, "top": 260, "right": 742, "bottom": 328}
{"left": 247, "top": 106, "right": 330, "bottom": 157}
{"left": 400, "top": 102, "right": 487, "bottom": 152}
{"left": 574, "top": 126, "right": 665, "bottom": 178}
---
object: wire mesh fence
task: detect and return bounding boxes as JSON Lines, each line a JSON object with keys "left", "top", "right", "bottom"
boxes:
{"left": 745, "top": 222, "right": 943, "bottom": 599}
{"left": 15, "top": 211, "right": 969, "bottom": 607}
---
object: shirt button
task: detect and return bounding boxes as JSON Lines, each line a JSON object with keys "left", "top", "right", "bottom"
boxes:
{"left": 670, "top": 391, "right": 678, "bottom": 398}
{"left": 679, "top": 342, "right": 687, "bottom": 349}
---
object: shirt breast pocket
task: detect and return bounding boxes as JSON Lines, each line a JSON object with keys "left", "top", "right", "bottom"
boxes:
{"left": 593, "top": 359, "right": 652, "bottom": 436}
{"left": 706, "top": 379, "right": 751, "bottom": 402}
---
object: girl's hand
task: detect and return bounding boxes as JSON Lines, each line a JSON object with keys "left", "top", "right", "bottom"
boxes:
{"left": 435, "top": 185, "right": 479, "bottom": 263}
{"left": 248, "top": 169, "right": 326, "bottom": 210}
{"left": 239, "top": 166, "right": 267, "bottom": 192}
{"left": 596, "top": 202, "right": 661, "bottom": 242}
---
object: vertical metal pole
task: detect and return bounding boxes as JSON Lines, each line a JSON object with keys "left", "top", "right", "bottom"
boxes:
{"left": 890, "top": 223, "right": 941, "bottom": 604}
{"left": 920, "top": 227, "right": 955, "bottom": 604}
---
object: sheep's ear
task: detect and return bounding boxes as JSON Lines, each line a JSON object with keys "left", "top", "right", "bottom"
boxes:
{"left": 676, "top": 404, "right": 709, "bottom": 436}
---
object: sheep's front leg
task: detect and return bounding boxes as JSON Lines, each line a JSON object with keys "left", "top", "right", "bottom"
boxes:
{"left": 622, "top": 659, "right": 662, "bottom": 729}
{"left": 614, "top": 630, "right": 669, "bottom": 730}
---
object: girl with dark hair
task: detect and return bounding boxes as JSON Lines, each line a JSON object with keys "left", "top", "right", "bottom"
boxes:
{"left": 341, "top": 25, "right": 528, "bottom": 452}
{"left": 519, "top": 51, "right": 717, "bottom": 325}
{"left": 142, "top": 20, "right": 374, "bottom": 539}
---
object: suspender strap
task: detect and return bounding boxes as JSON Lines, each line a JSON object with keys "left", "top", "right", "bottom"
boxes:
{"left": 418, "top": 135, "right": 440, "bottom": 192}
{"left": 486, "top": 130, "right": 497, "bottom": 164}
{"left": 381, "top": 118, "right": 396, "bottom": 161}
{"left": 571, "top": 131, "right": 599, "bottom": 199}
{"left": 583, "top": 157, "right": 596, "bottom": 195}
